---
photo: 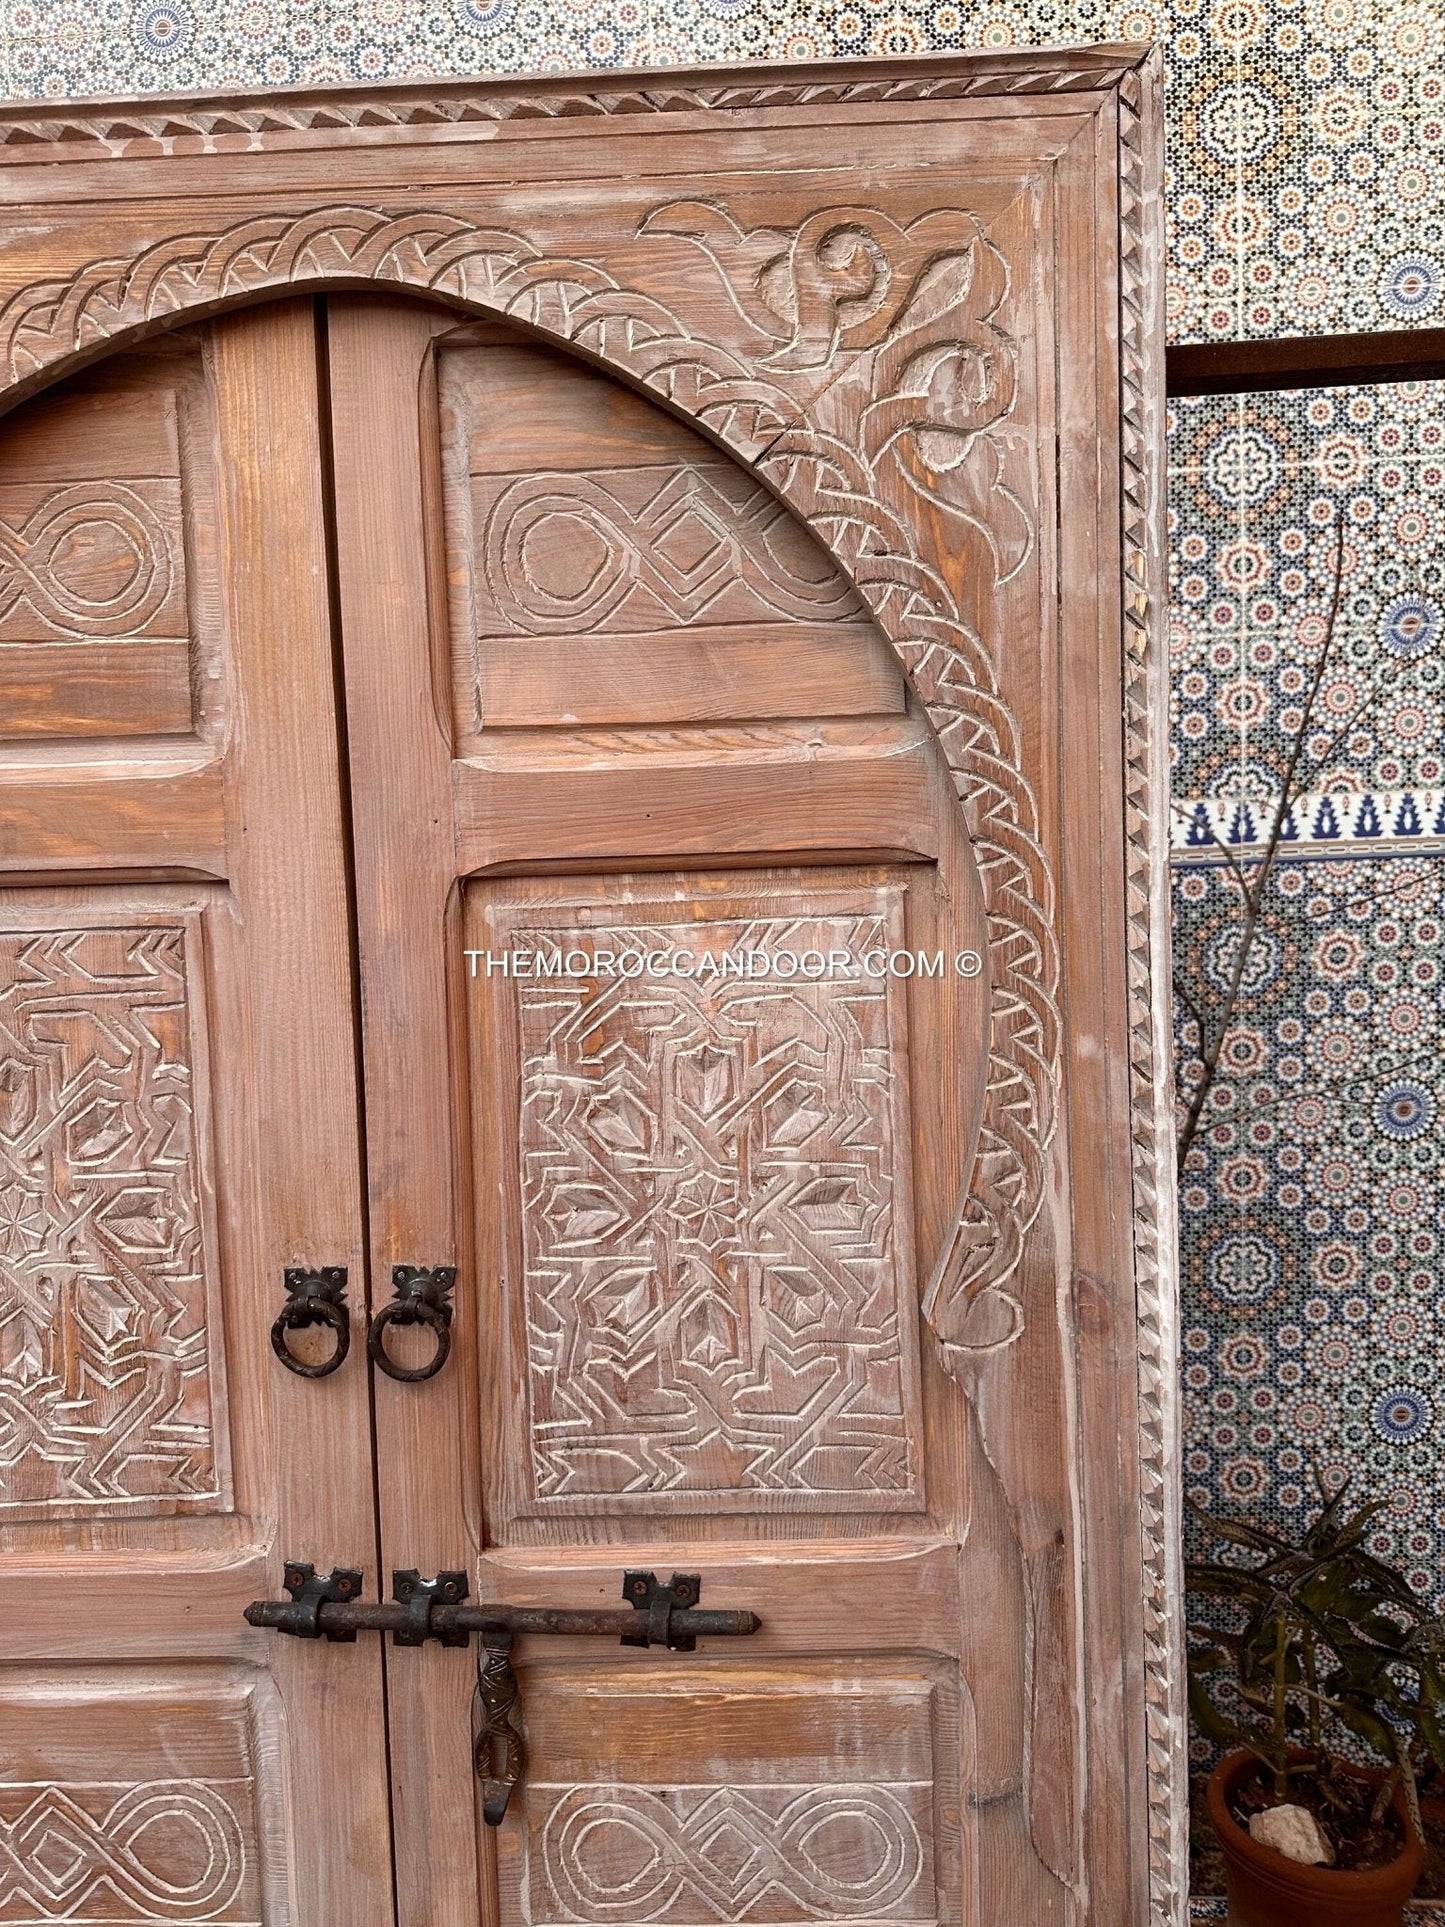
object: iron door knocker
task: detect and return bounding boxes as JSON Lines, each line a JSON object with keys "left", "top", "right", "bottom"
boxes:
{"left": 368, "top": 1264, "right": 456, "bottom": 1382}
{"left": 271, "top": 1267, "right": 350, "bottom": 1378}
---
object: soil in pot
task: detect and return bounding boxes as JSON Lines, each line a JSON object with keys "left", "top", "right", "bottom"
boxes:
{"left": 1227, "top": 1757, "right": 1404, "bottom": 1871}
{"left": 1207, "top": 1750, "right": 1425, "bottom": 1927}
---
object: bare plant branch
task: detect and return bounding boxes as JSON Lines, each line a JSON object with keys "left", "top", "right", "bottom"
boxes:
{"left": 1176, "top": 525, "right": 1349, "bottom": 1176}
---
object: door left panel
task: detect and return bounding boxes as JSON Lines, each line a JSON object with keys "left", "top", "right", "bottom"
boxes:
{"left": 0, "top": 306, "right": 394, "bottom": 1925}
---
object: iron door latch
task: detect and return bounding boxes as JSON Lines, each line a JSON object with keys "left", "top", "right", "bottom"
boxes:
{"left": 245, "top": 1565, "right": 760, "bottom": 1823}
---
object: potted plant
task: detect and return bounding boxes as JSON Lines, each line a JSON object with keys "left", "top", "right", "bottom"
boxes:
{"left": 1188, "top": 1470, "right": 1445, "bottom": 1925}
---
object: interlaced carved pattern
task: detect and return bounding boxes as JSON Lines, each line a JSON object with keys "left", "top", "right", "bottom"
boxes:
{"left": 0, "top": 484, "right": 173, "bottom": 640}
{"left": 480, "top": 464, "right": 860, "bottom": 634}
{"left": 0, "top": 922, "right": 220, "bottom": 1512}
{"left": 0, "top": 1779, "right": 248, "bottom": 1921}
{"left": 512, "top": 904, "right": 922, "bottom": 1509}
{"left": 0, "top": 198, "right": 1060, "bottom": 1356}
{"left": 538, "top": 1782, "right": 928, "bottom": 1923}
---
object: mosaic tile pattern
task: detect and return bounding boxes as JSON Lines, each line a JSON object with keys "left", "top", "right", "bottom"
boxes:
{"left": 1173, "top": 381, "right": 1445, "bottom": 1907}
{"left": 1171, "top": 382, "right": 1445, "bottom": 806}
{"left": 2, "top": 0, "right": 1445, "bottom": 341}
{"left": 1177, "top": 851, "right": 1445, "bottom": 1574}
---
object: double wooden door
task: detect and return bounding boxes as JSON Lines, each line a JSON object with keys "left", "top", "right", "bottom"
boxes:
{"left": 3, "top": 290, "right": 1087, "bottom": 1926}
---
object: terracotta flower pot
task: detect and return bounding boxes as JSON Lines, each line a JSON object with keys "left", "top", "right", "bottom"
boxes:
{"left": 1207, "top": 1750, "right": 1425, "bottom": 1927}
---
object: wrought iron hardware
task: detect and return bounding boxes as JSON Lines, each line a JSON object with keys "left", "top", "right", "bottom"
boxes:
{"left": 269, "top": 1562, "right": 365, "bottom": 1639}
{"left": 474, "top": 1627, "right": 523, "bottom": 1826}
{"left": 245, "top": 1566, "right": 760, "bottom": 1825}
{"left": 271, "top": 1268, "right": 350, "bottom": 1378}
{"left": 245, "top": 1566, "right": 758, "bottom": 1645}
{"left": 368, "top": 1264, "right": 455, "bottom": 1382}
{"left": 392, "top": 1567, "right": 471, "bottom": 1646}
{"left": 621, "top": 1568, "right": 703, "bottom": 1651}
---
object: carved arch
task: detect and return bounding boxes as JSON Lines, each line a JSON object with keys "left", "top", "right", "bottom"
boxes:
{"left": 0, "top": 199, "right": 1060, "bottom": 1369}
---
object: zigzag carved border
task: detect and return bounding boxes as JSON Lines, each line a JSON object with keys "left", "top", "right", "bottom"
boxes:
{"left": 1118, "top": 51, "right": 1187, "bottom": 1927}
{"left": 0, "top": 51, "right": 1149, "bottom": 153}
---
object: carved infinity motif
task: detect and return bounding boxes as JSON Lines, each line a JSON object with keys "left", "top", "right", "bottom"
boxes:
{"left": 0, "top": 1780, "right": 246, "bottom": 1918}
{"left": 542, "top": 1783, "right": 924, "bottom": 1920}
{"left": 483, "top": 469, "right": 856, "bottom": 635}
{"left": 0, "top": 484, "right": 172, "bottom": 637}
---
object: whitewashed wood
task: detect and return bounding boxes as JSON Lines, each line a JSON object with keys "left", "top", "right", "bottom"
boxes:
{"left": 476, "top": 878, "right": 926, "bottom": 1518}
{"left": 0, "top": 1665, "right": 280, "bottom": 1925}
{"left": 509, "top": 1667, "right": 958, "bottom": 1927}
{"left": 329, "top": 296, "right": 1000, "bottom": 1927}
{"left": 0, "top": 308, "right": 393, "bottom": 1926}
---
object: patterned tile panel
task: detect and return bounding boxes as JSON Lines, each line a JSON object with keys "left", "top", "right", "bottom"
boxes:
{"left": 2, "top": 0, "right": 1444, "bottom": 343}
{"left": 1173, "top": 381, "right": 1445, "bottom": 1903}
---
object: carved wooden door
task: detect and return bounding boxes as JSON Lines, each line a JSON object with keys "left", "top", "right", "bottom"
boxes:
{"left": 0, "top": 50, "right": 1174, "bottom": 1927}
{"left": 323, "top": 291, "right": 1097, "bottom": 1927}
{"left": 0, "top": 308, "right": 393, "bottom": 1925}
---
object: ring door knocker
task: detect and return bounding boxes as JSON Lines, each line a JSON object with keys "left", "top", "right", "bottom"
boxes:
{"left": 271, "top": 1267, "right": 351, "bottom": 1378}
{"left": 368, "top": 1264, "right": 456, "bottom": 1382}
{"left": 246, "top": 1567, "right": 761, "bottom": 1823}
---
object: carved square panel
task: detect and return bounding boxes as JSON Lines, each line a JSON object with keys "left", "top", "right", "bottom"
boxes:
{"left": 0, "top": 904, "right": 229, "bottom": 1516}
{"left": 0, "top": 1668, "right": 273, "bottom": 1924}
{"left": 0, "top": 345, "right": 219, "bottom": 743}
{"left": 479, "top": 877, "right": 925, "bottom": 1516}
{"left": 439, "top": 338, "right": 905, "bottom": 736}
{"left": 504, "top": 1668, "right": 947, "bottom": 1927}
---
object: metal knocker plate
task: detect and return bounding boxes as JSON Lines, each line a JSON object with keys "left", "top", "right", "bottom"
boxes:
{"left": 271, "top": 1267, "right": 350, "bottom": 1378}
{"left": 368, "top": 1265, "right": 456, "bottom": 1382}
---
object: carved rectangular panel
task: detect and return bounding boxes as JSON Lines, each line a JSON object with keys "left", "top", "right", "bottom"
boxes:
{"left": 439, "top": 339, "right": 905, "bottom": 736}
{"left": 0, "top": 1667, "right": 272, "bottom": 1924}
{"left": 505, "top": 1668, "right": 946, "bottom": 1927}
{"left": 0, "top": 347, "right": 217, "bottom": 742}
{"left": 480, "top": 877, "right": 924, "bottom": 1516}
{"left": 0, "top": 907, "right": 227, "bottom": 1516}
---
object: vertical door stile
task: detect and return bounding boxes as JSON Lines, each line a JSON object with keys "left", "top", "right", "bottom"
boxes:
{"left": 0, "top": 299, "right": 396, "bottom": 1927}
{"left": 211, "top": 302, "right": 397, "bottom": 1927}
{"left": 321, "top": 297, "right": 485, "bottom": 1927}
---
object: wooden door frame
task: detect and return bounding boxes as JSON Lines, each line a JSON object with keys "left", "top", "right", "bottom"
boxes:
{"left": 0, "top": 48, "right": 1183, "bottom": 1923}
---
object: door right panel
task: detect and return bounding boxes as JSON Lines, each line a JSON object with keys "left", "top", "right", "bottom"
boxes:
{"left": 326, "top": 297, "right": 1045, "bottom": 1927}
